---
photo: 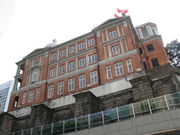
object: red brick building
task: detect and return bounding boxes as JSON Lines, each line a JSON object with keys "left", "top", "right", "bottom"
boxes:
{"left": 8, "top": 16, "right": 168, "bottom": 112}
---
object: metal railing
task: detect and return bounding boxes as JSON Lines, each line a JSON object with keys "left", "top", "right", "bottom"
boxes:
{"left": 6, "top": 92, "right": 180, "bottom": 135}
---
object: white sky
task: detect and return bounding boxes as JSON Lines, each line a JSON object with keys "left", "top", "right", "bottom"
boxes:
{"left": 0, "top": 0, "right": 179, "bottom": 83}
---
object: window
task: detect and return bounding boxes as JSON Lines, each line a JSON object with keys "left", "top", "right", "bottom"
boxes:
{"left": 90, "top": 71, "right": 98, "bottom": 84}
{"left": 22, "top": 93, "right": 27, "bottom": 104}
{"left": 32, "top": 61, "right": 40, "bottom": 67}
{"left": 126, "top": 59, "right": 133, "bottom": 72}
{"left": 146, "top": 26, "right": 153, "bottom": 36}
{"left": 112, "top": 45, "right": 121, "bottom": 55}
{"left": 69, "top": 46, "right": 76, "bottom": 54}
{"left": 139, "top": 48, "right": 143, "bottom": 54}
{"left": 114, "top": 62, "right": 124, "bottom": 76}
{"left": 59, "top": 49, "right": 66, "bottom": 57}
{"left": 49, "top": 68, "right": 56, "bottom": 77}
{"left": 143, "top": 61, "right": 147, "bottom": 69}
{"left": 106, "top": 65, "right": 112, "bottom": 79}
{"left": 68, "top": 78, "right": 75, "bottom": 91}
{"left": 88, "top": 54, "right": 98, "bottom": 64}
{"left": 147, "top": 44, "right": 154, "bottom": 51}
{"left": 36, "top": 88, "right": 40, "bottom": 100}
{"left": 151, "top": 58, "right": 159, "bottom": 67}
{"left": 58, "top": 81, "right": 64, "bottom": 95}
{"left": 51, "top": 53, "right": 57, "bottom": 60}
{"left": 48, "top": 84, "right": 54, "bottom": 98}
{"left": 79, "top": 58, "right": 86, "bottom": 67}
{"left": 58, "top": 65, "right": 65, "bottom": 74}
{"left": 68, "top": 61, "right": 75, "bottom": 71}
{"left": 137, "top": 28, "right": 144, "bottom": 39}
{"left": 28, "top": 91, "right": 34, "bottom": 103}
{"left": 79, "top": 74, "right": 86, "bottom": 88}
{"left": 78, "top": 42, "right": 85, "bottom": 50}
{"left": 109, "top": 30, "right": 117, "bottom": 39}
{"left": 31, "top": 69, "right": 39, "bottom": 82}
{"left": 88, "top": 39, "right": 95, "bottom": 47}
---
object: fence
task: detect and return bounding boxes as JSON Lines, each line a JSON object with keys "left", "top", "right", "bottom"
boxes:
{"left": 6, "top": 92, "right": 180, "bottom": 135}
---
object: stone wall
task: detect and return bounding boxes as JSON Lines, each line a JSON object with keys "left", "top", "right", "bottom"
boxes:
{"left": 1, "top": 64, "right": 180, "bottom": 133}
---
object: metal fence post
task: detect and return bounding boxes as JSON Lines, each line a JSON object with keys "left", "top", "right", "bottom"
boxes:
{"left": 75, "top": 117, "right": 77, "bottom": 132}
{"left": 88, "top": 114, "right": 91, "bottom": 129}
{"left": 63, "top": 120, "right": 65, "bottom": 135}
{"left": 116, "top": 107, "right": 119, "bottom": 122}
{"left": 131, "top": 104, "right": 136, "bottom": 118}
{"left": 30, "top": 128, "right": 33, "bottom": 135}
{"left": 102, "top": 111, "right": 105, "bottom": 125}
{"left": 40, "top": 125, "right": 43, "bottom": 135}
{"left": 164, "top": 95, "right": 170, "bottom": 110}
{"left": 147, "top": 99, "right": 152, "bottom": 114}
{"left": 51, "top": 123, "right": 54, "bottom": 135}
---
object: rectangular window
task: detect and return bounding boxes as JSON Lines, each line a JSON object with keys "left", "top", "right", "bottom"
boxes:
{"left": 146, "top": 25, "right": 153, "bottom": 36}
{"left": 51, "top": 53, "right": 57, "bottom": 60}
{"left": 126, "top": 59, "right": 133, "bottom": 72}
{"left": 79, "top": 74, "right": 86, "bottom": 88}
{"left": 112, "top": 45, "right": 121, "bottom": 55}
{"left": 28, "top": 91, "right": 34, "bottom": 103}
{"left": 36, "top": 88, "right": 40, "bottom": 100}
{"left": 114, "top": 62, "right": 124, "bottom": 76}
{"left": 79, "top": 58, "right": 86, "bottom": 67}
{"left": 69, "top": 46, "right": 76, "bottom": 54}
{"left": 58, "top": 65, "right": 65, "bottom": 74}
{"left": 106, "top": 65, "right": 112, "bottom": 79}
{"left": 88, "top": 54, "right": 98, "bottom": 64}
{"left": 90, "top": 71, "right": 98, "bottom": 84}
{"left": 87, "top": 39, "right": 95, "bottom": 47}
{"left": 109, "top": 30, "right": 117, "bottom": 39}
{"left": 48, "top": 84, "right": 54, "bottom": 98}
{"left": 31, "top": 69, "right": 39, "bottom": 82}
{"left": 151, "top": 58, "right": 159, "bottom": 67}
{"left": 78, "top": 42, "right": 85, "bottom": 50}
{"left": 68, "top": 61, "right": 75, "bottom": 71}
{"left": 137, "top": 28, "right": 144, "bottom": 39}
{"left": 32, "top": 61, "right": 40, "bottom": 67}
{"left": 49, "top": 68, "right": 56, "bottom": 77}
{"left": 59, "top": 49, "right": 66, "bottom": 57}
{"left": 58, "top": 81, "right": 64, "bottom": 95}
{"left": 68, "top": 78, "right": 75, "bottom": 91}
{"left": 22, "top": 93, "right": 27, "bottom": 104}
{"left": 147, "top": 44, "right": 154, "bottom": 51}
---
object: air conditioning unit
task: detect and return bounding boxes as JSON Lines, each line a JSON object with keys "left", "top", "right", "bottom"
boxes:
{"left": 136, "top": 68, "right": 142, "bottom": 72}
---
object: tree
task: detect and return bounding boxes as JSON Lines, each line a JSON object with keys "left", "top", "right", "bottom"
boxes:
{"left": 166, "top": 40, "right": 180, "bottom": 68}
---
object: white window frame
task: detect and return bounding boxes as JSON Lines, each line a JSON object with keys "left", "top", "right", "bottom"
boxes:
{"left": 36, "top": 88, "right": 40, "bottom": 100}
{"left": 51, "top": 53, "right": 57, "bottom": 60}
{"left": 69, "top": 46, "right": 76, "bottom": 54}
{"left": 146, "top": 25, "right": 153, "bottom": 36}
{"left": 79, "top": 74, "right": 86, "bottom": 88}
{"left": 59, "top": 49, "right": 66, "bottom": 57}
{"left": 28, "top": 91, "right": 34, "bottom": 103}
{"left": 88, "top": 54, "right": 98, "bottom": 64}
{"left": 114, "top": 62, "right": 124, "bottom": 76}
{"left": 90, "top": 71, "right": 98, "bottom": 84}
{"left": 106, "top": 65, "right": 112, "bottom": 79}
{"left": 109, "top": 30, "right": 117, "bottom": 39}
{"left": 137, "top": 28, "right": 144, "bottom": 39}
{"left": 68, "top": 61, "right": 75, "bottom": 71}
{"left": 68, "top": 78, "right": 75, "bottom": 91}
{"left": 31, "top": 69, "right": 39, "bottom": 83}
{"left": 79, "top": 58, "right": 86, "bottom": 67}
{"left": 58, "top": 65, "right": 65, "bottom": 74}
{"left": 58, "top": 81, "right": 64, "bottom": 95}
{"left": 49, "top": 68, "right": 56, "bottom": 77}
{"left": 48, "top": 84, "right": 54, "bottom": 98}
{"left": 22, "top": 93, "right": 27, "bottom": 104}
{"left": 112, "top": 45, "right": 121, "bottom": 55}
{"left": 126, "top": 59, "right": 133, "bottom": 73}
{"left": 87, "top": 39, "right": 95, "bottom": 47}
{"left": 78, "top": 42, "right": 85, "bottom": 50}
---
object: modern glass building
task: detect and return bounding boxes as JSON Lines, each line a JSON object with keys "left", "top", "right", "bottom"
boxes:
{"left": 0, "top": 80, "right": 14, "bottom": 112}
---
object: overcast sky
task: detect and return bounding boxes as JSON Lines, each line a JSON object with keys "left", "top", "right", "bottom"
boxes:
{"left": 0, "top": 0, "right": 179, "bottom": 84}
